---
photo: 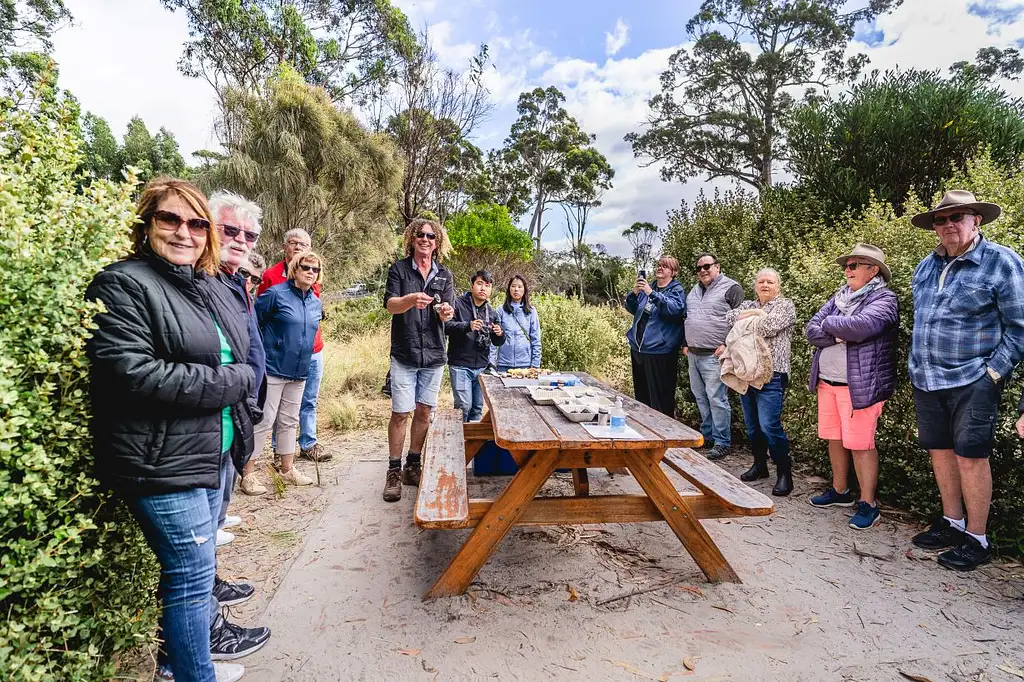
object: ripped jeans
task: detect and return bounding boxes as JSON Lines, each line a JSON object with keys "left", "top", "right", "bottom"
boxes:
{"left": 126, "top": 486, "right": 220, "bottom": 682}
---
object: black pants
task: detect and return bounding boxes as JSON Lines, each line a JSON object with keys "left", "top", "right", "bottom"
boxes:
{"left": 630, "top": 349, "right": 679, "bottom": 417}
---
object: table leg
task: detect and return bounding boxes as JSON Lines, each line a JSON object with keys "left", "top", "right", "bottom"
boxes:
{"left": 625, "top": 450, "right": 740, "bottom": 583}
{"left": 572, "top": 468, "right": 589, "bottom": 497}
{"left": 425, "top": 449, "right": 560, "bottom": 599}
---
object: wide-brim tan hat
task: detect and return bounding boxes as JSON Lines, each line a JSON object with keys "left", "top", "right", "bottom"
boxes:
{"left": 835, "top": 243, "right": 891, "bottom": 282}
{"left": 910, "top": 190, "right": 1001, "bottom": 229}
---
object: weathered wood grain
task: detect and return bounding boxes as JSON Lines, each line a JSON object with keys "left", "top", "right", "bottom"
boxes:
{"left": 414, "top": 410, "right": 470, "bottom": 530}
{"left": 466, "top": 492, "right": 744, "bottom": 525}
{"left": 662, "top": 448, "right": 774, "bottom": 517}
{"left": 480, "top": 376, "right": 558, "bottom": 449}
{"left": 575, "top": 372, "right": 703, "bottom": 447}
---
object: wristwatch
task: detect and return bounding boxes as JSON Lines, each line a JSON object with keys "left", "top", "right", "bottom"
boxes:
{"left": 986, "top": 366, "right": 1002, "bottom": 383}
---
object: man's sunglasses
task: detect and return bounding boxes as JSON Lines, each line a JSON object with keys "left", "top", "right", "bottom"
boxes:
{"left": 221, "top": 224, "right": 260, "bottom": 244}
{"left": 415, "top": 231, "right": 437, "bottom": 241}
{"left": 237, "top": 267, "right": 262, "bottom": 286}
{"left": 932, "top": 212, "right": 977, "bottom": 227}
{"left": 298, "top": 264, "right": 321, "bottom": 274}
{"left": 843, "top": 262, "right": 874, "bottom": 271}
{"left": 151, "top": 210, "right": 210, "bottom": 235}
{"left": 695, "top": 262, "right": 717, "bottom": 273}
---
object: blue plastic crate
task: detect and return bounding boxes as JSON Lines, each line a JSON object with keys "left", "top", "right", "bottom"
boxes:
{"left": 472, "top": 441, "right": 519, "bottom": 476}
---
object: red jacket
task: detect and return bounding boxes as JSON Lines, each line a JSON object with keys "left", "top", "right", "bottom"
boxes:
{"left": 258, "top": 260, "right": 324, "bottom": 354}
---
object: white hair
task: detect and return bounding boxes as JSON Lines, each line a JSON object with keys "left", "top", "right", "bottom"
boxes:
{"left": 208, "top": 190, "right": 263, "bottom": 230}
{"left": 283, "top": 228, "right": 311, "bottom": 245}
{"left": 754, "top": 268, "right": 781, "bottom": 287}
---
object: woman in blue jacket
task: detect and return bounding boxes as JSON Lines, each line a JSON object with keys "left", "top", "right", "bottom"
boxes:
{"left": 626, "top": 256, "right": 686, "bottom": 416}
{"left": 493, "top": 275, "right": 542, "bottom": 372}
{"left": 241, "top": 252, "right": 324, "bottom": 495}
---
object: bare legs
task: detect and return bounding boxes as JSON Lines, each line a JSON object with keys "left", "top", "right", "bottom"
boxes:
{"left": 929, "top": 448, "right": 991, "bottom": 535}
{"left": 827, "top": 439, "right": 879, "bottom": 503}
{"left": 388, "top": 403, "right": 433, "bottom": 461}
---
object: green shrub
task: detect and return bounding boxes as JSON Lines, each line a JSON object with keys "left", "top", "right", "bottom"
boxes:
{"left": 324, "top": 295, "right": 389, "bottom": 342}
{"left": 534, "top": 295, "right": 632, "bottom": 391}
{"left": 0, "top": 86, "right": 158, "bottom": 679}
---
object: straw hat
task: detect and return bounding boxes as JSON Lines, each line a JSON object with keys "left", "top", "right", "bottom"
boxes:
{"left": 834, "top": 243, "right": 891, "bottom": 282}
{"left": 910, "top": 190, "right": 1001, "bottom": 230}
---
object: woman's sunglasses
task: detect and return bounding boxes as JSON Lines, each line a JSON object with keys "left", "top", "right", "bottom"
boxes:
{"left": 151, "top": 210, "right": 210, "bottom": 235}
{"left": 237, "top": 267, "right": 262, "bottom": 286}
{"left": 843, "top": 262, "right": 874, "bottom": 271}
{"left": 298, "top": 264, "right": 321, "bottom": 274}
{"left": 221, "top": 224, "right": 260, "bottom": 244}
{"left": 415, "top": 231, "right": 437, "bottom": 241}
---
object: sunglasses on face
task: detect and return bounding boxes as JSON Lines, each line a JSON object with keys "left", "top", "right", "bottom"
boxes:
{"left": 843, "top": 262, "right": 874, "bottom": 271}
{"left": 695, "top": 263, "right": 717, "bottom": 273}
{"left": 237, "top": 267, "right": 262, "bottom": 286}
{"left": 415, "top": 231, "right": 437, "bottom": 241}
{"left": 931, "top": 212, "right": 977, "bottom": 227}
{"left": 221, "top": 224, "right": 260, "bottom": 244}
{"left": 152, "top": 210, "right": 210, "bottom": 235}
{"left": 298, "top": 263, "right": 321, "bottom": 274}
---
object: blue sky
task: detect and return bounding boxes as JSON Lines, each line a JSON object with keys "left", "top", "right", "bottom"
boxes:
{"left": 52, "top": 0, "right": 1024, "bottom": 256}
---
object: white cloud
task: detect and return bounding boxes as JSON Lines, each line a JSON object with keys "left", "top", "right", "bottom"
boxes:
{"left": 604, "top": 18, "right": 630, "bottom": 57}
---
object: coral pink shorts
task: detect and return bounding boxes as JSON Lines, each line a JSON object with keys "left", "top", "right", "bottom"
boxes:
{"left": 816, "top": 381, "right": 885, "bottom": 451}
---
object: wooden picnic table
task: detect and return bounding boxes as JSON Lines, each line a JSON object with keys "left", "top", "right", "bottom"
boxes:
{"left": 414, "top": 372, "right": 774, "bottom": 599}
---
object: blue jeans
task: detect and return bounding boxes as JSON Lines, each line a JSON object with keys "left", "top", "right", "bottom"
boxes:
{"left": 688, "top": 352, "right": 731, "bottom": 448}
{"left": 125, "top": 487, "right": 220, "bottom": 682}
{"left": 450, "top": 366, "right": 485, "bottom": 422}
{"left": 740, "top": 372, "right": 790, "bottom": 464}
{"left": 298, "top": 351, "right": 323, "bottom": 450}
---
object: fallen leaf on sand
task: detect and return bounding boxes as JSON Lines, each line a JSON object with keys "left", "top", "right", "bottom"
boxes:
{"left": 678, "top": 585, "right": 705, "bottom": 599}
{"left": 495, "top": 594, "right": 515, "bottom": 606}
{"left": 422, "top": 660, "right": 437, "bottom": 673}
{"left": 454, "top": 636, "right": 476, "bottom": 645}
{"left": 567, "top": 584, "right": 580, "bottom": 602}
{"left": 398, "top": 648, "right": 421, "bottom": 656}
{"left": 998, "top": 663, "right": 1024, "bottom": 679}
{"left": 682, "top": 656, "right": 698, "bottom": 671}
{"left": 607, "top": 659, "right": 661, "bottom": 680}
{"left": 898, "top": 672, "right": 933, "bottom": 682}
{"left": 711, "top": 604, "right": 733, "bottom": 613}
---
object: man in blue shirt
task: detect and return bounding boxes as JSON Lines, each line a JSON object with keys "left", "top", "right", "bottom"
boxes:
{"left": 908, "top": 190, "right": 1024, "bottom": 571}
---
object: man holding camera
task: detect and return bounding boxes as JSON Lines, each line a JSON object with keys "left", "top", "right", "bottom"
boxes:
{"left": 445, "top": 270, "right": 505, "bottom": 422}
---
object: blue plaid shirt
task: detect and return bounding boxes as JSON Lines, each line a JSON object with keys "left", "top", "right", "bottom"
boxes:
{"left": 909, "top": 235, "right": 1024, "bottom": 391}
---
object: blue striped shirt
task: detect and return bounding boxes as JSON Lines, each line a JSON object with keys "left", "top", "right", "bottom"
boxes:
{"left": 909, "top": 235, "right": 1024, "bottom": 391}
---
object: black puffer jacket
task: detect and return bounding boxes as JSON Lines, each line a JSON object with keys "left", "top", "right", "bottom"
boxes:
{"left": 85, "top": 251, "right": 256, "bottom": 496}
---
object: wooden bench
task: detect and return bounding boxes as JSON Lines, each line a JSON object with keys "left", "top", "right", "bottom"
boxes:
{"left": 414, "top": 409, "right": 470, "bottom": 529}
{"left": 662, "top": 448, "right": 774, "bottom": 517}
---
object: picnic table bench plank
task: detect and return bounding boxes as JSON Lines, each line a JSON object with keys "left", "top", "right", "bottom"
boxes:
{"left": 663, "top": 448, "right": 774, "bottom": 517}
{"left": 414, "top": 410, "right": 470, "bottom": 530}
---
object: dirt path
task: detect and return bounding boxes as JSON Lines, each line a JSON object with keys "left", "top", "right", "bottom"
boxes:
{"left": 216, "top": 429, "right": 1023, "bottom": 682}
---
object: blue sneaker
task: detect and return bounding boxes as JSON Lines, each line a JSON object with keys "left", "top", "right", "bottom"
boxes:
{"left": 849, "top": 501, "right": 881, "bottom": 530}
{"left": 808, "top": 487, "right": 856, "bottom": 508}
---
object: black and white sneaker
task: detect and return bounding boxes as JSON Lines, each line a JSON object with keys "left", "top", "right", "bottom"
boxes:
{"left": 213, "top": 575, "right": 255, "bottom": 606}
{"left": 210, "top": 610, "right": 271, "bottom": 661}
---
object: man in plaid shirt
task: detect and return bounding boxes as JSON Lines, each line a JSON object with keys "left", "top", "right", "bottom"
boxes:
{"left": 908, "top": 190, "right": 1024, "bottom": 571}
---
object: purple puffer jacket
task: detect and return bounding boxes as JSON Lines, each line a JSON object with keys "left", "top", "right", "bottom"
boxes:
{"left": 806, "top": 288, "right": 899, "bottom": 409}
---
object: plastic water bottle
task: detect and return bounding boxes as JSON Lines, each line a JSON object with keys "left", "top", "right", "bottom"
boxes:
{"left": 610, "top": 398, "right": 626, "bottom": 431}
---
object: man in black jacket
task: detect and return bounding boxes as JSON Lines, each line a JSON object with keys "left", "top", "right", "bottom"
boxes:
{"left": 446, "top": 270, "right": 505, "bottom": 422}
{"left": 382, "top": 218, "right": 456, "bottom": 502}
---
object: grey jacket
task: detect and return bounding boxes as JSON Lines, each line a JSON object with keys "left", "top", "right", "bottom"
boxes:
{"left": 684, "top": 274, "right": 744, "bottom": 351}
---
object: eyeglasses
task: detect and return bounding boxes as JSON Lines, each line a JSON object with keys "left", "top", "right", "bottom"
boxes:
{"left": 151, "top": 210, "right": 210, "bottom": 236}
{"left": 932, "top": 212, "right": 977, "bottom": 227}
{"left": 221, "top": 224, "right": 260, "bottom": 244}
{"left": 843, "top": 262, "right": 875, "bottom": 271}
{"left": 286, "top": 239, "right": 311, "bottom": 248}
{"left": 237, "top": 267, "right": 262, "bottom": 286}
{"left": 695, "top": 263, "right": 717, "bottom": 273}
{"left": 415, "top": 231, "right": 437, "bottom": 241}
{"left": 298, "top": 263, "right": 321, "bottom": 274}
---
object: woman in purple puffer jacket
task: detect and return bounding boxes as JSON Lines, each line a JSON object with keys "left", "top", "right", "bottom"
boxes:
{"left": 805, "top": 244, "right": 899, "bottom": 532}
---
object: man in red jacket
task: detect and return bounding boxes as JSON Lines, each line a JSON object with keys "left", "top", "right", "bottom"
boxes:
{"left": 256, "top": 228, "right": 330, "bottom": 463}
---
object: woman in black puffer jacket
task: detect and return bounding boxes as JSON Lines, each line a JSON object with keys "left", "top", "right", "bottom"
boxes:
{"left": 85, "top": 178, "right": 255, "bottom": 682}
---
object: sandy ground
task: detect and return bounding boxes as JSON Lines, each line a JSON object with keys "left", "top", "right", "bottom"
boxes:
{"left": 201, "top": 424, "right": 1024, "bottom": 682}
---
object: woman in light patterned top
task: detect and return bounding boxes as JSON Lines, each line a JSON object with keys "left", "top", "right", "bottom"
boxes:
{"left": 726, "top": 268, "right": 796, "bottom": 496}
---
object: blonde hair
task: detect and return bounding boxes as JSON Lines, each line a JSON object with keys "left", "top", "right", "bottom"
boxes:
{"left": 403, "top": 218, "right": 452, "bottom": 263}
{"left": 133, "top": 177, "right": 220, "bottom": 276}
{"left": 287, "top": 251, "right": 324, "bottom": 284}
{"left": 657, "top": 255, "right": 679, "bottom": 276}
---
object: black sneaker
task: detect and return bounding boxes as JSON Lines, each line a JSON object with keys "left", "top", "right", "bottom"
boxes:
{"left": 383, "top": 467, "right": 402, "bottom": 502}
{"left": 213, "top": 576, "right": 255, "bottom": 606}
{"left": 402, "top": 461, "right": 422, "bottom": 486}
{"left": 210, "top": 610, "right": 271, "bottom": 661}
{"left": 912, "top": 518, "right": 965, "bottom": 550}
{"left": 705, "top": 445, "right": 731, "bottom": 461}
{"left": 937, "top": 535, "right": 992, "bottom": 571}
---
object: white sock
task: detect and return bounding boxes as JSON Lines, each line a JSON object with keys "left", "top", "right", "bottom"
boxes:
{"left": 966, "top": 531, "right": 988, "bottom": 549}
{"left": 944, "top": 516, "right": 966, "bottom": 532}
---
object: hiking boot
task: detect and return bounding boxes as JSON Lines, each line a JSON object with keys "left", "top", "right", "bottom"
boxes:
{"left": 705, "top": 445, "right": 730, "bottom": 461}
{"left": 383, "top": 467, "right": 402, "bottom": 502}
{"left": 912, "top": 517, "right": 965, "bottom": 550}
{"left": 213, "top": 575, "right": 255, "bottom": 606}
{"left": 300, "top": 443, "right": 332, "bottom": 462}
{"left": 210, "top": 610, "right": 270, "bottom": 661}
{"left": 239, "top": 473, "right": 266, "bottom": 496}
{"left": 279, "top": 467, "right": 313, "bottom": 486}
{"left": 808, "top": 487, "right": 855, "bottom": 508}
{"left": 849, "top": 501, "right": 881, "bottom": 530}
{"left": 155, "top": 663, "right": 244, "bottom": 682}
{"left": 937, "top": 535, "right": 992, "bottom": 571}
{"left": 402, "top": 461, "right": 422, "bottom": 487}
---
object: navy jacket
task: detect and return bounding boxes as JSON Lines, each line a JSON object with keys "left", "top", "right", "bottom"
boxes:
{"left": 445, "top": 292, "right": 506, "bottom": 369}
{"left": 220, "top": 270, "right": 266, "bottom": 406}
{"left": 625, "top": 279, "right": 687, "bottom": 355}
{"left": 256, "top": 280, "right": 323, "bottom": 381}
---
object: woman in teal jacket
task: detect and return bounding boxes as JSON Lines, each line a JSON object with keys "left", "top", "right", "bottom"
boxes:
{"left": 493, "top": 275, "right": 542, "bottom": 371}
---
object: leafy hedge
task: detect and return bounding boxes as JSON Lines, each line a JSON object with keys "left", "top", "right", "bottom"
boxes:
{"left": 664, "top": 152, "right": 1024, "bottom": 554}
{"left": 0, "top": 88, "right": 158, "bottom": 679}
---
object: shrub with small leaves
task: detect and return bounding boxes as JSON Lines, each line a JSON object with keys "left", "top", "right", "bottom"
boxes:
{"left": 0, "top": 84, "right": 158, "bottom": 680}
